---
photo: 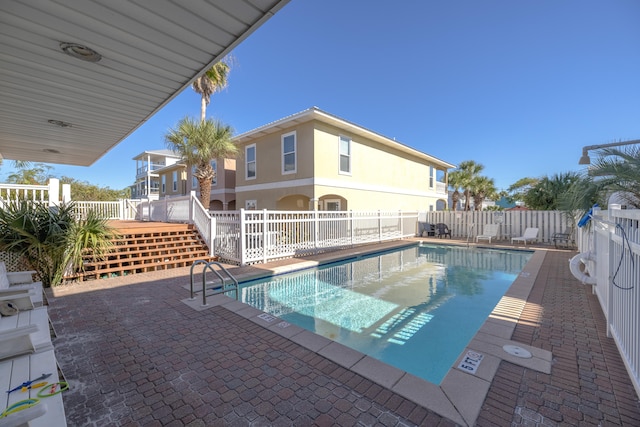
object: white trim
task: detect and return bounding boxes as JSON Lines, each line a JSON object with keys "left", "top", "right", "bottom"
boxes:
{"left": 236, "top": 177, "right": 443, "bottom": 198}
{"left": 281, "top": 131, "right": 297, "bottom": 175}
{"left": 245, "top": 144, "right": 256, "bottom": 180}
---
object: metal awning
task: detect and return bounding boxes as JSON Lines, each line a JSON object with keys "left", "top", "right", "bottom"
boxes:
{"left": 0, "top": 0, "right": 290, "bottom": 166}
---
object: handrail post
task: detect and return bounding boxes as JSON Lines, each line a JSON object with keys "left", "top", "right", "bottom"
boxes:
{"left": 240, "top": 208, "right": 247, "bottom": 266}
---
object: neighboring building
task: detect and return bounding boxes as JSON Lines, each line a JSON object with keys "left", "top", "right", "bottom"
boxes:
{"left": 131, "top": 149, "right": 181, "bottom": 200}
{"left": 233, "top": 107, "right": 454, "bottom": 211}
{"left": 154, "top": 158, "right": 237, "bottom": 210}
{"left": 447, "top": 192, "right": 497, "bottom": 211}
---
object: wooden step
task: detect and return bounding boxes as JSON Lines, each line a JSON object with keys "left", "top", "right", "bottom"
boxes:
{"left": 68, "top": 221, "right": 215, "bottom": 282}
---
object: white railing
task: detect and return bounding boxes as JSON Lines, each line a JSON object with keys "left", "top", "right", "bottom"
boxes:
{"left": 576, "top": 207, "right": 640, "bottom": 397}
{"left": 425, "top": 210, "right": 570, "bottom": 242}
{"left": 0, "top": 179, "right": 70, "bottom": 207}
{"left": 72, "top": 199, "right": 143, "bottom": 220}
{"left": 138, "top": 192, "right": 214, "bottom": 256}
{"left": 210, "top": 209, "right": 418, "bottom": 266}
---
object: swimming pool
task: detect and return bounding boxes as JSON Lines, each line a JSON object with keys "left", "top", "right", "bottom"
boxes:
{"left": 239, "top": 243, "right": 533, "bottom": 384}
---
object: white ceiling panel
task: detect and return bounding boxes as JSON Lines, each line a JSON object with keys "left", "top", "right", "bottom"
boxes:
{"left": 0, "top": 0, "right": 290, "bottom": 166}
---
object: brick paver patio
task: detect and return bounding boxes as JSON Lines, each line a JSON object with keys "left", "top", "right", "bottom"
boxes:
{"left": 46, "top": 246, "right": 640, "bottom": 426}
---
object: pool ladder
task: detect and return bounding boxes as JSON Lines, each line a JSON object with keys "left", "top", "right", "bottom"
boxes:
{"left": 189, "top": 260, "right": 239, "bottom": 307}
{"left": 466, "top": 223, "right": 476, "bottom": 248}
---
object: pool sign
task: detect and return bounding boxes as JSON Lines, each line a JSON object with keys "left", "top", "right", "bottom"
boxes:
{"left": 458, "top": 350, "right": 484, "bottom": 374}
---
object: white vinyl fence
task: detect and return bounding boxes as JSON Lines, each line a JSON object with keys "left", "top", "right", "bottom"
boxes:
{"left": 137, "top": 193, "right": 215, "bottom": 256}
{"left": 425, "top": 210, "right": 572, "bottom": 242}
{"left": 210, "top": 210, "right": 419, "bottom": 265}
{"left": 73, "top": 199, "right": 141, "bottom": 220}
{"left": 576, "top": 207, "right": 640, "bottom": 397}
{"left": 0, "top": 179, "right": 70, "bottom": 207}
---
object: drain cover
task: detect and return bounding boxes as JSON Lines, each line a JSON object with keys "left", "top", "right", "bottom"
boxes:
{"left": 503, "top": 344, "right": 532, "bottom": 358}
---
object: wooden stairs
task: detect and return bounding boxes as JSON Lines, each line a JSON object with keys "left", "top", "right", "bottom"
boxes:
{"left": 77, "top": 221, "right": 214, "bottom": 280}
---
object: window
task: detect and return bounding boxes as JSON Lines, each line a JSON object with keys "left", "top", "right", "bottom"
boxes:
{"left": 191, "top": 166, "right": 197, "bottom": 189}
{"left": 161, "top": 175, "right": 166, "bottom": 193}
{"left": 325, "top": 199, "right": 341, "bottom": 211}
{"left": 246, "top": 144, "right": 256, "bottom": 180}
{"left": 282, "top": 132, "right": 296, "bottom": 174}
{"left": 245, "top": 200, "right": 257, "bottom": 210}
{"left": 429, "top": 166, "right": 434, "bottom": 188}
{"left": 211, "top": 160, "right": 217, "bottom": 185}
{"left": 339, "top": 135, "right": 351, "bottom": 174}
{"left": 172, "top": 171, "right": 177, "bottom": 192}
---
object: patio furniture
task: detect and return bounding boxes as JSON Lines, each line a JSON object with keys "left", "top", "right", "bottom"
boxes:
{"left": 476, "top": 224, "right": 499, "bottom": 243}
{"left": 417, "top": 222, "right": 435, "bottom": 237}
{"left": 511, "top": 228, "right": 539, "bottom": 246}
{"left": 435, "top": 223, "right": 451, "bottom": 239}
{"left": 552, "top": 230, "right": 573, "bottom": 248}
{"left": 0, "top": 262, "right": 43, "bottom": 307}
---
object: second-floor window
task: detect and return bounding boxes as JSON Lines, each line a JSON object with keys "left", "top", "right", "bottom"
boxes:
{"left": 211, "top": 160, "right": 217, "bottom": 185}
{"left": 172, "top": 171, "right": 177, "bottom": 192}
{"left": 192, "top": 166, "right": 198, "bottom": 189}
{"left": 339, "top": 135, "right": 351, "bottom": 174}
{"left": 282, "top": 132, "right": 296, "bottom": 174}
{"left": 246, "top": 144, "right": 256, "bottom": 180}
{"left": 161, "top": 175, "right": 166, "bottom": 193}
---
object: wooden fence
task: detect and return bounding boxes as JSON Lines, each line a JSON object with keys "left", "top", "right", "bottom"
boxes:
{"left": 424, "top": 210, "right": 573, "bottom": 243}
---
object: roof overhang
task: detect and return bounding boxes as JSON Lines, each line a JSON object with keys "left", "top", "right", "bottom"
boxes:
{"left": 0, "top": 0, "right": 290, "bottom": 166}
{"left": 234, "top": 107, "right": 456, "bottom": 170}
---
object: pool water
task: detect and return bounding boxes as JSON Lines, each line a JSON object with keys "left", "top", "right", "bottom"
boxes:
{"left": 240, "top": 244, "right": 533, "bottom": 384}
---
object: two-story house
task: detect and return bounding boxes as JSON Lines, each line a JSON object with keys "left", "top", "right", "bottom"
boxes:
{"left": 233, "top": 107, "right": 454, "bottom": 211}
{"left": 131, "top": 149, "right": 182, "bottom": 200}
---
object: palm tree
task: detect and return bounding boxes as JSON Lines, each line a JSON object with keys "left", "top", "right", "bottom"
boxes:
{"left": 0, "top": 201, "right": 118, "bottom": 287}
{"left": 587, "top": 146, "right": 640, "bottom": 208}
{"left": 470, "top": 176, "right": 498, "bottom": 211}
{"left": 448, "top": 172, "right": 463, "bottom": 211}
{"left": 192, "top": 58, "right": 232, "bottom": 122}
{"left": 165, "top": 117, "right": 238, "bottom": 209}
{"left": 523, "top": 172, "right": 579, "bottom": 210}
{"left": 451, "top": 160, "right": 484, "bottom": 211}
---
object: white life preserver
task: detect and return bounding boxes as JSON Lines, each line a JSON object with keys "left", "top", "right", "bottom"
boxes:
{"left": 569, "top": 251, "right": 597, "bottom": 285}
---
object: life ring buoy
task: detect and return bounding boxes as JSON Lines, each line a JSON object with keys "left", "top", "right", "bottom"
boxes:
{"left": 569, "top": 251, "right": 596, "bottom": 285}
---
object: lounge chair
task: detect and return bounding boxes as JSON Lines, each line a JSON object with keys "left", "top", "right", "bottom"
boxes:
{"left": 476, "top": 224, "right": 499, "bottom": 243}
{"left": 511, "top": 228, "right": 539, "bottom": 246}
{"left": 0, "top": 262, "right": 43, "bottom": 307}
{"left": 435, "top": 223, "right": 451, "bottom": 239}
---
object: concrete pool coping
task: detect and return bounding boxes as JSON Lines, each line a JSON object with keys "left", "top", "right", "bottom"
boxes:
{"left": 181, "top": 240, "right": 552, "bottom": 426}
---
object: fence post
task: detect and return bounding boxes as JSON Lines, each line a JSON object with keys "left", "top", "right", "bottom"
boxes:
{"left": 262, "top": 209, "right": 268, "bottom": 264}
{"left": 239, "top": 208, "right": 247, "bottom": 266}
{"left": 350, "top": 211, "right": 354, "bottom": 245}
{"left": 48, "top": 178, "right": 59, "bottom": 206}
{"left": 209, "top": 216, "right": 216, "bottom": 257}
{"left": 62, "top": 183, "right": 71, "bottom": 203}
{"left": 314, "top": 210, "right": 319, "bottom": 250}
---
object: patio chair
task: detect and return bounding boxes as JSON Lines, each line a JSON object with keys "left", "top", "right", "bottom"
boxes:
{"left": 476, "top": 224, "right": 499, "bottom": 243}
{"left": 511, "top": 228, "right": 539, "bottom": 246}
{"left": 435, "top": 223, "right": 451, "bottom": 239}
{"left": 0, "top": 262, "right": 43, "bottom": 307}
{"left": 552, "top": 229, "right": 573, "bottom": 249}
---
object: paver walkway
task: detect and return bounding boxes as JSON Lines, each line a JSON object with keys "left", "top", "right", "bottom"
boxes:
{"left": 46, "top": 246, "right": 640, "bottom": 426}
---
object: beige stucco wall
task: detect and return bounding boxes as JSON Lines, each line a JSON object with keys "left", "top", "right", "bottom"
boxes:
{"left": 235, "top": 119, "right": 446, "bottom": 211}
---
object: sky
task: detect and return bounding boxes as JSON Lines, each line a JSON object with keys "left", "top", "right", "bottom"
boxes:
{"left": 4, "top": 0, "right": 640, "bottom": 192}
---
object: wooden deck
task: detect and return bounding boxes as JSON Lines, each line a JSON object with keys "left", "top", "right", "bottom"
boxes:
{"left": 76, "top": 221, "right": 214, "bottom": 280}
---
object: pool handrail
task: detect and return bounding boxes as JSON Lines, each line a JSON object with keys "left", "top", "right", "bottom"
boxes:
{"left": 189, "top": 260, "right": 239, "bottom": 306}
